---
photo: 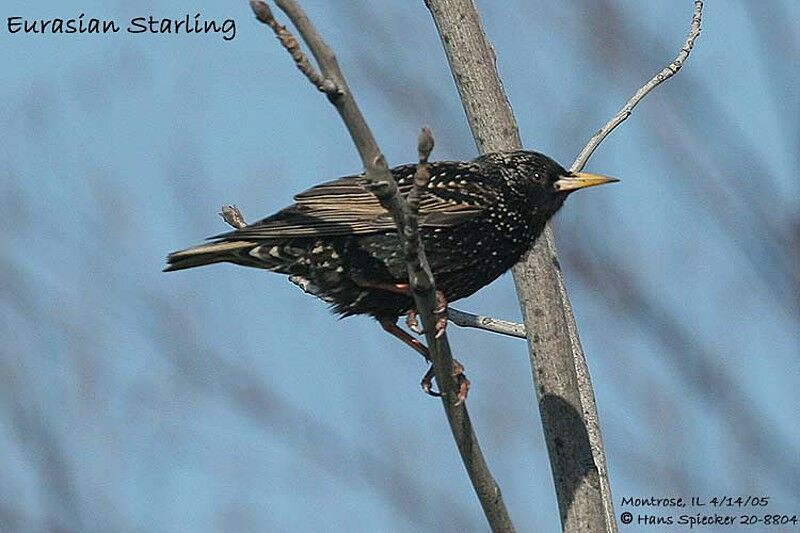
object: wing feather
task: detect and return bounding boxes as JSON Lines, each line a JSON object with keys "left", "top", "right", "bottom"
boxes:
{"left": 213, "top": 166, "right": 486, "bottom": 241}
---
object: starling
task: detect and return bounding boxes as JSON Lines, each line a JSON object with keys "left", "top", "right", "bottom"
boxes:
{"left": 165, "top": 150, "right": 616, "bottom": 400}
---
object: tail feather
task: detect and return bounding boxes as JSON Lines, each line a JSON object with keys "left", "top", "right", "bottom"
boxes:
{"left": 164, "top": 240, "right": 259, "bottom": 272}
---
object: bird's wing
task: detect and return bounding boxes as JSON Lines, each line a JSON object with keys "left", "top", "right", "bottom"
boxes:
{"left": 213, "top": 166, "right": 487, "bottom": 240}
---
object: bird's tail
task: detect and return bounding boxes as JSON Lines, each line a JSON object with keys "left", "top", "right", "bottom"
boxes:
{"left": 164, "top": 240, "right": 260, "bottom": 272}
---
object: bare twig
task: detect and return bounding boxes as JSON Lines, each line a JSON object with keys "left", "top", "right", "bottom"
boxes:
{"left": 254, "top": 0, "right": 391, "bottom": 181}
{"left": 403, "top": 128, "right": 516, "bottom": 531}
{"left": 406, "top": 127, "right": 434, "bottom": 216}
{"left": 571, "top": 0, "right": 703, "bottom": 172}
{"left": 447, "top": 308, "right": 526, "bottom": 339}
{"left": 403, "top": 128, "right": 435, "bottom": 293}
{"left": 249, "top": 1, "right": 338, "bottom": 95}
{"left": 250, "top": 2, "right": 515, "bottom": 530}
{"left": 219, "top": 205, "right": 247, "bottom": 229}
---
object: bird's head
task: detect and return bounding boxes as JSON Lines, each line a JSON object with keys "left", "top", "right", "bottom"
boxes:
{"left": 511, "top": 151, "right": 618, "bottom": 213}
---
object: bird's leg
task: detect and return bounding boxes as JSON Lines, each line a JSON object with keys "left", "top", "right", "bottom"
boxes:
{"left": 378, "top": 317, "right": 430, "bottom": 361}
{"left": 419, "top": 366, "right": 440, "bottom": 397}
{"left": 358, "top": 281, "right": 411, "bottom": 295}
{"left": 359, "top": 281, "right": 422, "bottom": 334}
{"left": 378, "top": 317, "right": 438, "bottom": 397}
{"left": 357, "top": 281, "right": 445, "bottom": 337}
{"left": 405, "top": 292, "right": 447, "bottom": 337}
{"left": 378, "top": 317, "right": 470, "bottom": 403}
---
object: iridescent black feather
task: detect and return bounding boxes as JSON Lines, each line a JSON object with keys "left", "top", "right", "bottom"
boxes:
{"left": 166, "top": 150, "right": 608, "bottom": 319}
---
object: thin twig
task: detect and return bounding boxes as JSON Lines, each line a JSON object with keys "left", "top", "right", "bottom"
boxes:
{"left": 217, "top": 204, "right": 332, "bottom": 300}
{"left": 448, "top": 308, "right": 526, "bottom": 339}
{"left": 250, "top": 2, "right": 515, "bottom": 530}
{"left": 402, "top": 126, "right": 438, "bottom": 304}
{"left": 406, "top": 126, "right": 434, "bottom": 216}
{"left": 403, "top": 127, "right": 435, "bottom": 292}
{"left": 219, "top": 205, "right": 247, "bottom": 229}
{"left": 571, "top": 0, "right": 703, "bottom": 172}
{"left": 249, "top": 1, "right": 339, "bottom": 95}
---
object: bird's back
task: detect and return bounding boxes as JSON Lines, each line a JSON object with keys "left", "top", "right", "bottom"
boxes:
{"left": 166, "top": 151, "right": 566, "bottom": 318}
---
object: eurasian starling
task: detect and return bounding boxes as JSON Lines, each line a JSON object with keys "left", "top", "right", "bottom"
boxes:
{"left": 165, "top": 150, "right": 616, "bottom": 400}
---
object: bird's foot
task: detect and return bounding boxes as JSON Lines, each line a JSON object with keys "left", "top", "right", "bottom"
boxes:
{"left": 434, "top": 290, "right": 448, "bottom": 339}
{"left": 420, "top": 359, "right": 471, "bottom": 406}
{"left": 378, "top": 315, "right": 468, "bottom": 404}
{"left": 405, "top": 292, "right": 446, "bottom": 337}
{"left": 405, "top": 309, "right": 423, "bottom": 334}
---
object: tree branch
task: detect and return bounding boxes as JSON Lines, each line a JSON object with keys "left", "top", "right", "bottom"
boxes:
{"left": 447, "top": 308, "right": 526, "bottom": 339}
{"left": 571, "top": 0, "right": 704, "bottom": 172}
{"left": 249, "top": 1, "right": 339, "bottom": 95}
{"left": 250, "top": 2, "right": 515, "bottom": 530}
{"left": 425, "top": 1, "right": 702, "bottom": 531}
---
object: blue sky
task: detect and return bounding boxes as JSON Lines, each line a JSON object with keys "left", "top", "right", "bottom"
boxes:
{"left": 1, "top": 1, "right": 797, "bottom": 531}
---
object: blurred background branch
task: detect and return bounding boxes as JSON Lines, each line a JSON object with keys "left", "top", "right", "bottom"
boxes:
{"left": 1, "top": 0, "right": 796, "bottom": 531}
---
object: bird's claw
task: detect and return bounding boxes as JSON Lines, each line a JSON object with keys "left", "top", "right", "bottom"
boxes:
{"left": 421, "top": 368, "right": 441, "bottom": 397}
{"left": 405, "top": 309, "right": 423, "bottom": 334}
{"left": 452, "top": 360, "right": 470, "bottom": 406}
{"left": 407, "top": 294, "right": 447, "bottom": 337}
{"left": 420, "top": 359, "right": 470, "bottom": 405}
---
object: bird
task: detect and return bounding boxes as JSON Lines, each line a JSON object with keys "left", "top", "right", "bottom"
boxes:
{"left": 165, "top": 150, "right": 617, "bottom": 402}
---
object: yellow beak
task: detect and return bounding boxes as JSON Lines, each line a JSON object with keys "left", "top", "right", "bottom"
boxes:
{"left": 553, "top": 171, "right": 619, "bottom": 192}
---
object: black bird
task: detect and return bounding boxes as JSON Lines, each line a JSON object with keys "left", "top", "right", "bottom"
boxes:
{"left": 165, "top": 150, "right": 616, "bottom": 400}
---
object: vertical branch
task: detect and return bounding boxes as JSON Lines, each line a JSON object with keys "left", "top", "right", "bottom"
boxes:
{"left": 424, "top": 1, "right": 702, "bottom": 531}
{"left": 423, "top": 0, "right": 615, "bottom": 530}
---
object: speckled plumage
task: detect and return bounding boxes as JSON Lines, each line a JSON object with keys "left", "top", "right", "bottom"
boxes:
{"left": 166, "top": 150, "right": 613, "bottom": 321}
